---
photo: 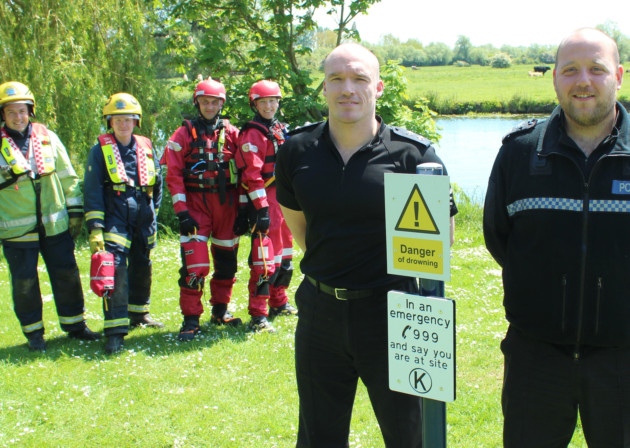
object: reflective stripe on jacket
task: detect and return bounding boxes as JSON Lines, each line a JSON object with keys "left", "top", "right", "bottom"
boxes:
{"left": 0, "top": 123, "right": 82, "bottom": 241}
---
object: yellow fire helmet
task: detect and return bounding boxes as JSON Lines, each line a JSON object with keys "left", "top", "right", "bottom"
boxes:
{"left": 0, "top": 81, "right": 36, "bottom": 116}
{"left": 102, "top": 92, "right": 142, "bottom": 128}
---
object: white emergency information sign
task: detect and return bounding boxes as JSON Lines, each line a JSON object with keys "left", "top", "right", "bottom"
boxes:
{"left": 384, "top": 173, "right": 451, "bottom": 281}
{"left": 388, "top": 291, "right": 456, "bottom": 402}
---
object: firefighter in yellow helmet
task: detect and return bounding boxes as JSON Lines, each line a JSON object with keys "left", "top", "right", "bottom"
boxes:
{"left": 84, "top": 93, "right": 163, "bottom": 354}
{"left": 0, "top": 81, "right": 100, "bottom": 351}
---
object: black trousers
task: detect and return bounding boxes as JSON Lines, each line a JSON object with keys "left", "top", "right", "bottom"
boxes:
{"left": 3, "top": 231, "right": 86, "bottom": 336}
{"left": 295, "top": 278, "right": 422, "bottom": 448}
{"left": 103, "top": 230, "right": 152, "bottom": 336}
{"left": 502, "top": 326, "right": 630, "bottom": 447}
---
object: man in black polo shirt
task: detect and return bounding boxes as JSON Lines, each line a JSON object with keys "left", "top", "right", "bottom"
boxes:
{"left": 276, "top": 43, "right": 457, "bottom": 447}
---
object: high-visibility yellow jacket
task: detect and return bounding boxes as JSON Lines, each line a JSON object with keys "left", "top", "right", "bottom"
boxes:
{"left": 0, "top": 122, "right": 83, "bottom": 242}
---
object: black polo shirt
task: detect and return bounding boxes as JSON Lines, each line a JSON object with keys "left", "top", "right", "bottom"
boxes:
{"left": 276, "top": 119, "right": 457, "bottom": 290}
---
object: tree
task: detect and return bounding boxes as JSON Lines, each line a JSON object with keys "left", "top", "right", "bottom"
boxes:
{"left": 0, "top": 0, "right": 177, "bottom": 169}
{"left": 453, "top": 35, "right": 472, "bottom": 63}
{"left": 469, "top": 45, "right": 494, "bottom": 66}
{"left": 376, "top": 61, "right": 440, "bottom": 142}
{"left": 597, "top": 21, "right": 630, "bottom": 64}
{"left": 424, "top": 42, "right": 453, "bottom": 66}
{"left": 158, "top": 0, "right": 383, "bottom": 126}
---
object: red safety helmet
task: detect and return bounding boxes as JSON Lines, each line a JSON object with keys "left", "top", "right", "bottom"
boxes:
{"left": 193, "top": 79, "right": 226, "bottom": 105}
{"left": 248, "top": 80, "right": 282, "bottom": 105}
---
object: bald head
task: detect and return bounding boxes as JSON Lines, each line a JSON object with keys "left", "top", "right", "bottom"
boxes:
{"left": 556, "top": 28, "right": 620, "bottom": 67}
{"left": 324, "top": 43, "right": 380, "bottom": 79}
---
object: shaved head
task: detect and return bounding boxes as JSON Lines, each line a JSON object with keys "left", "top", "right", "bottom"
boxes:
{"left": 556, "top": 28, "right": 620, "bottom": 67}
{"left": 324, "top": 43, "right": 380, "bottom": 79}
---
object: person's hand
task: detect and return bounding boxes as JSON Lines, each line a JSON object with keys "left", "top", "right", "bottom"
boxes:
{"left": 177, "top": 211, "right": 199, "bottom": 236}
{"left": 68, "top": 217, "right": 83, "bottom": 239}
{"left": 233, "top": 207, "right": 249, "bottom": 236}
{"left": 89, "top": 229, "right": 105, "bottom": 254}
{"left": 254, "top": 207, "right": 270, "bottom": 233}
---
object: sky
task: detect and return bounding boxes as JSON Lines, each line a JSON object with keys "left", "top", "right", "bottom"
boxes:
{"left": 317, "top": 0, "right": 630, "bottom": 48}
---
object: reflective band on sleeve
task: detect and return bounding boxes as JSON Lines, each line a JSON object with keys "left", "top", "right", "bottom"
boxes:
{"left": 507, "top": 197, "right": 630, "bottom": 217}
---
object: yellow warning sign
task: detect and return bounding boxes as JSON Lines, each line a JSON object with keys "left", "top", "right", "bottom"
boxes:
{"left": 395, "top": 184, "right": 439, "bottom": 234}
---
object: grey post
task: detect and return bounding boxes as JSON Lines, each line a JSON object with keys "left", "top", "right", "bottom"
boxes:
{"left": 416, "top": 162, "right": 447, "bottom": 448}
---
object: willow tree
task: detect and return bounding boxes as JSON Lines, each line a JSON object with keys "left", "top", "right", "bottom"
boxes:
{"left": 0, "top": 0, "right": 176, "bottom": 169}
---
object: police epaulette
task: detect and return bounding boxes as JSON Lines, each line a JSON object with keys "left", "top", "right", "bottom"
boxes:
{"left": 390, "top": 126, "right": 431, "bottom": 147}
{"left": 288, "top": 121, "right": 322, "bottom": 136}
{"left": 502, "top": 118, "right": 544, "bottom": 143}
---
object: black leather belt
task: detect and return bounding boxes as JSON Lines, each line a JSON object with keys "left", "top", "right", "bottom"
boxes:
{"left": 306, "top": 275, "right": 389, "bottom": 300}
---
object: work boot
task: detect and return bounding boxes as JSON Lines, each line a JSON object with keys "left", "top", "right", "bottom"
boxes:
{"left": 27, "top": 330, "right": 46, "bottom": 352}
{"left": 129, "top": 313, "right": 164, "bottom": 329}
{"left": 269, "top": 302, "right": 298, "bottom": 318}
{"left": 104, "top": 334, "right": 125, "bottom": 355}
{"left": 248, "top": 316, "right": 275, "bottom": 333}
{"left": 68, "top": 325, "right": 101, "bottom": 341}
{"left": 178, "top": 316, "right": 201, "bottom": 342}
{"left": 210, "top": 310, "right": 242, "bottom": 327}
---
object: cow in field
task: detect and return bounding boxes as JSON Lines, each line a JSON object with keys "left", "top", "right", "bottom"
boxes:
{"left": 528, "top": 71, "right": 543, "bottom": 78}
{"left": 533, "top": 65, "right": 551, "bottom": 75}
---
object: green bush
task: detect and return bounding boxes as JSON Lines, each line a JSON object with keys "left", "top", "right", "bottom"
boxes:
{"left": 490, "top": 53, "right": 512, "bottom": 68}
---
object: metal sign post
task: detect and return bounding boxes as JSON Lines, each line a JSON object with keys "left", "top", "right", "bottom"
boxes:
{"left": 384, "top": 163, "right": 454, "bottom": 448}
{"left": 417, "top": 163, "right": 447, "bottom": 448}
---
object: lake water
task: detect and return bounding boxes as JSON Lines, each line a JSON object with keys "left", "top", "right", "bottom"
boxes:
{"left": 434, "top": 117, "right": 526, "bottom": 202}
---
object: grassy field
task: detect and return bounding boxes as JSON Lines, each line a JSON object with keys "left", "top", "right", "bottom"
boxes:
{"left": 402, "top": 64, "right": 630, "bottom": 115}
{"left": 0, "top": 196, "right": 589, "bottom": 447}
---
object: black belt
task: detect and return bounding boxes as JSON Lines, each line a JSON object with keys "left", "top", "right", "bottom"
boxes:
{"left": 306, "top": 275, "right": 392, "bottom": 300}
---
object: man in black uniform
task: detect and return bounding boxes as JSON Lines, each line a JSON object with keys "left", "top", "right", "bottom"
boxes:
{"left": 276, "top": 43, "right": 457, "bottom": 447}
{"left": 484, "top": 28, "right": 630, "bottom": 446}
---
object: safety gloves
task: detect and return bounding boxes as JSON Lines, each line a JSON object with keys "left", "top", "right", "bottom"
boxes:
{"left": 68, "top": 216, "right": 83, "bottom": 239}
{"left": 254, "top": 207, "right": 270, "bottom": 233}
{"left": 89, "top": 228, "right": 105, "bottom": 254}
{"left": 233, "top": 206, "right": 250, "bottom": 236}
{"left": 177, "top": 210, "right": 199, "bottom": 236}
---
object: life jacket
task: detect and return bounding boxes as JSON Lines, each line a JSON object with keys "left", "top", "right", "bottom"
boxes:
{"left": 0, "top": 123, "right": 55, "bottom": 185}
{"left": 98, "top": 133, "right": 156, "bottom": 194}
{"left": 241, "top": 119, "right": 287, "bottom": 186}
{"left": 182, "top": 118, "right": 235, "bottom": 203}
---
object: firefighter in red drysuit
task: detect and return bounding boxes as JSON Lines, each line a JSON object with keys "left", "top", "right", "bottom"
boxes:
{"left": 163, "top": 80, "right": 242, "bottom": 341}
{"left": 84, "top": 93, "right": 163, "bottom": 355}
{"left": 235, "top": 80, "right": 297, "bottom": 333}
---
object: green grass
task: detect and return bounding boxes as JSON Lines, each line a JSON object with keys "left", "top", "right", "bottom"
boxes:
{"left": 402, "top": 64, "right": 630, "bottom": 115}
{"left": 0, "top": 200, "right": 588, "bottom": 447}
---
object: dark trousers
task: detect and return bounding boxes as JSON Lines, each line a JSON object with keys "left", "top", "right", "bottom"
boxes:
{"left": 104, "top": 231, "right": 152, "bottom": 336}
{"left": 295, "top": 279, "right": 422, "bottom": 448}
{"left": 502, "top": 326, "right": 630, "bottom": 447}
{"left": 3, "top": 231, "right": 85, "bottom": 335}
